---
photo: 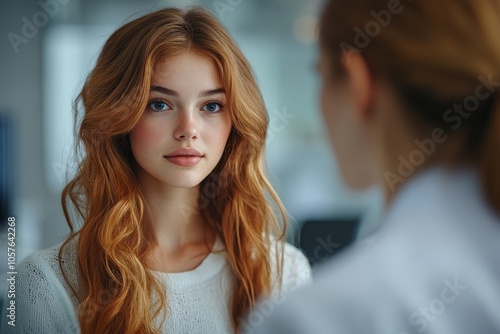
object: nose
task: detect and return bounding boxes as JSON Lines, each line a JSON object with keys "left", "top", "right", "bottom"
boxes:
{"left": 173, "top": 110, "right": 198, "bottom": 140}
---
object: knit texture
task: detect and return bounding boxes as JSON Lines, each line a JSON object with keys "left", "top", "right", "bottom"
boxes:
{"left": 2, "top": 237, "right": 312, "bottom": 333}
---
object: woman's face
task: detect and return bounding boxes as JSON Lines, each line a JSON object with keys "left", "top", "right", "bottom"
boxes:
{"left": 130, "top": 51, "right": 232, "bottom": 189}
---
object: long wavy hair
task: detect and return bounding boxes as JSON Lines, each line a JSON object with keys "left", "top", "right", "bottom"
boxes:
{"left": 59, "top": 7, "right": 286, "bottom": 333}
{"left": 319, "top": 0, "right": 500, "bottom": 212}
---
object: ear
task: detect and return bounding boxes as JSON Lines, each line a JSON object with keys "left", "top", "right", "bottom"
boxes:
{"left": 341, "top": 53, "right": 374, "bottom": 121}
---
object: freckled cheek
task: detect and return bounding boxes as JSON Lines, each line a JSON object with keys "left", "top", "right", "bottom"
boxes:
{"left": 130, "top": 119, "right": 169, "bottom": 151}
{"left": 204, "top": 120, "right": 232, "bottom": 152}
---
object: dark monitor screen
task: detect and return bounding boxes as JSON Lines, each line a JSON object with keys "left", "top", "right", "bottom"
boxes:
{"left": 299, "top": 217, "right": 361, "bottom": 267}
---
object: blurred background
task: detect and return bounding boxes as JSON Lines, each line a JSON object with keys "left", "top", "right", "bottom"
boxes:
{"left": 0, "top": 0, "right": 384, "bottom": 289}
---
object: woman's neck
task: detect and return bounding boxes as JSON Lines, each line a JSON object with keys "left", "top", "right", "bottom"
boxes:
{"left": 137, "top": 169, "right": 212, "bottom": 253}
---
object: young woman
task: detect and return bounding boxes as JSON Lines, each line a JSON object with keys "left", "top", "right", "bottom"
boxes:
{"left": 4, "top": 7, "right": 311, "bottom": 334}
{"left": 255, "top": 0, "right": 500, "bottom": 333}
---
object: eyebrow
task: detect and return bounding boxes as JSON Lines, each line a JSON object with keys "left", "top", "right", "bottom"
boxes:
{"left": 150, "top": 86, "right": 225, "bottom": 98}
{"left": 200, "top": 88, "right": 225, "bottom": 97}
{"left": 150, "top": 85, "right": 179, "bottom": 97}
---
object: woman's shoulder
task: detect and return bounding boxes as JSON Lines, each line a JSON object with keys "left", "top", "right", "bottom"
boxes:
{"left": 282, "top": 242, "right": 313, "bottom": 288}
{"left": 19, "top": 243, "right": 60, "bottom": 278}
{"left": 18, "top": 237, "right": 79, "bottom": 297}
{"left": 268, "top": 239, "right": 312, "bottom": 294}
{"left": 21, "top": 236, "right": 76, "bottom": 268}
{"left": 4, "top": 238, "right": 81, "bottom": 332}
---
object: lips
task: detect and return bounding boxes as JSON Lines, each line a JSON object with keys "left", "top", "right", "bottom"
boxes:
{"left": 164, "top": 147, "right": 203, "bottom": 167}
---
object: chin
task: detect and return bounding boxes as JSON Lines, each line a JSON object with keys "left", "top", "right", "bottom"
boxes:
{"left": 163, "top": 178, "right": 205, "bottom": 189}
{"left": 152, "top": 171, "right": 207, "bottom": 189}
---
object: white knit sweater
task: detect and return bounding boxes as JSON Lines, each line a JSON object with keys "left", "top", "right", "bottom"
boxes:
{"left": 1, "top": 236, "right": 312, "bottom": 333}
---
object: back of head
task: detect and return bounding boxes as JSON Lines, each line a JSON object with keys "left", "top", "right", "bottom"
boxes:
{"left": 319, "top": 0, "right": 500, "bottom": 213}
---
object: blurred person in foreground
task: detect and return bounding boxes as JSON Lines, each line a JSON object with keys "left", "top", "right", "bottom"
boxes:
{"left": 252, "top": 0, "right": 500, "bottom": 333}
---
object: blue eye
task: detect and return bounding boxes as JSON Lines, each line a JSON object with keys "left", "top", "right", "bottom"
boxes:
{"left": 202, "top": 102, "right": 223, "bottom": 113}
{"left": 148, "top": 100, "right": 170, "bottom": 112}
